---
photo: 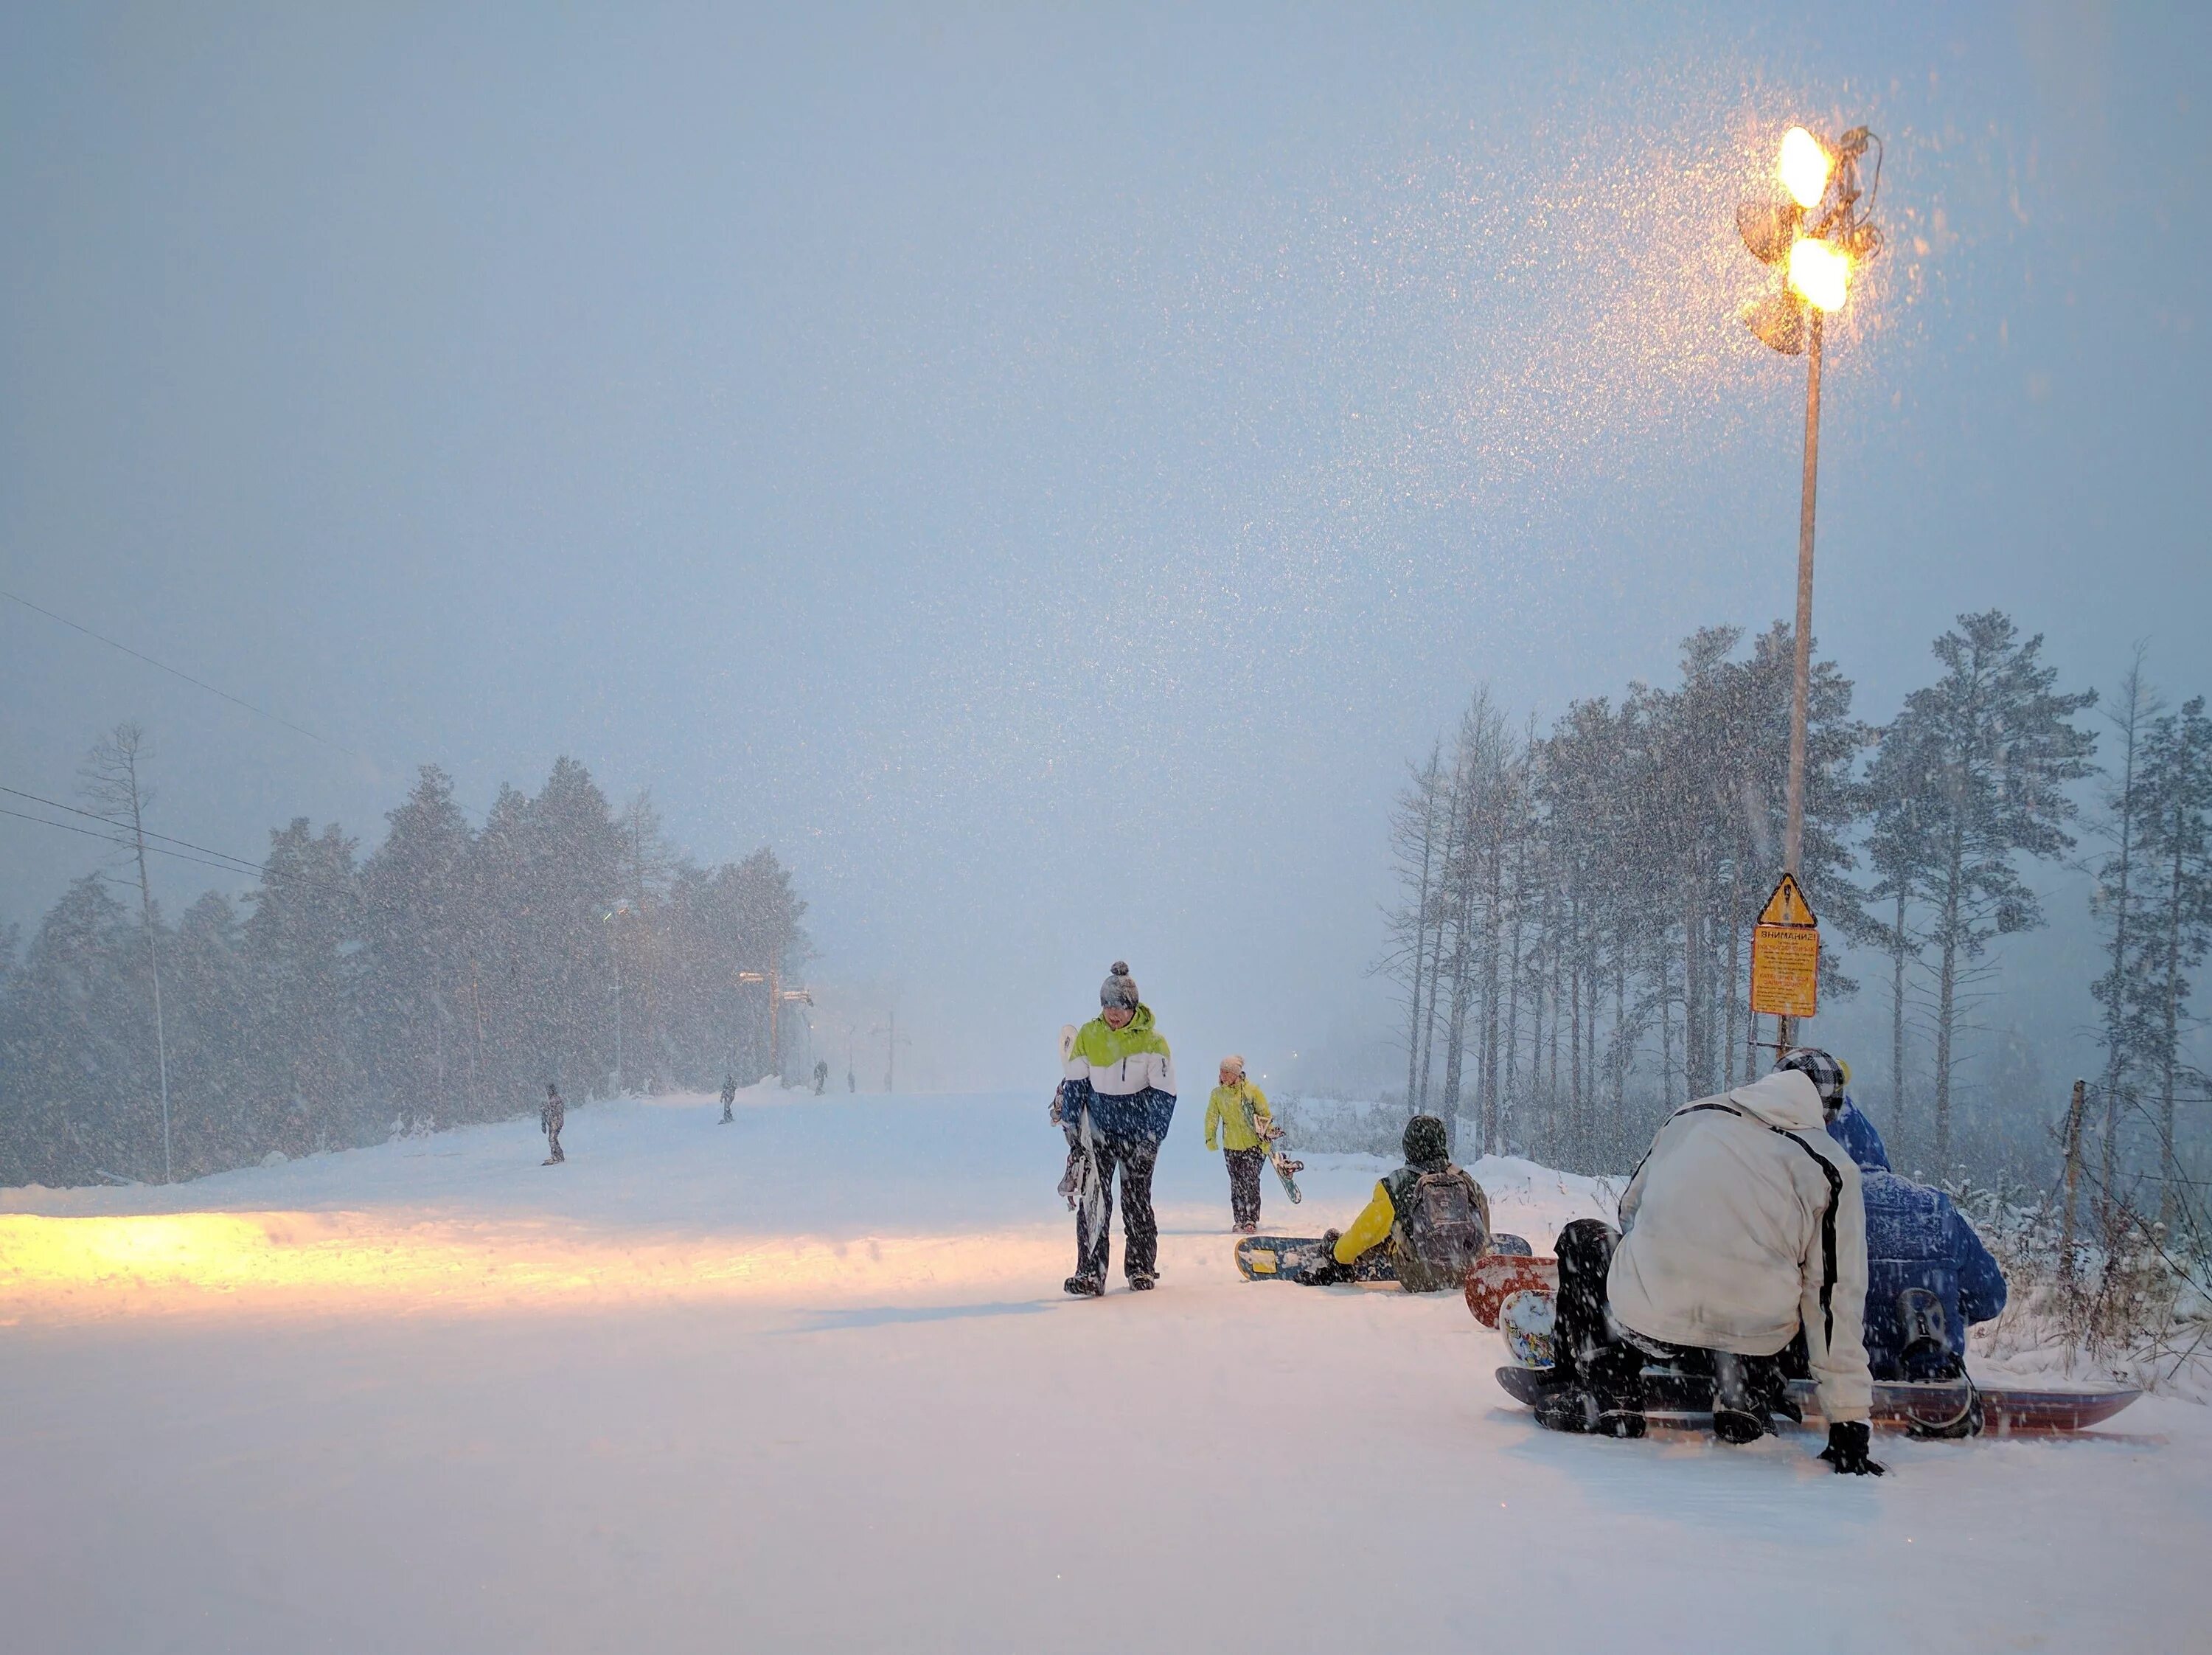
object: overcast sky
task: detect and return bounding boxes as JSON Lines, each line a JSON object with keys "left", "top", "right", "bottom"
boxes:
{"left": 4, "top": 2, "right": 2206, "bottom": 1091}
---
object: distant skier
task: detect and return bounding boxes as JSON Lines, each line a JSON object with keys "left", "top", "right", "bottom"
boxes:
{"left": 813, "top": 1059, "right": 829, "bottom": 1096}
{"left": 541, "top": 1083, "right": 566, "bottom": 1165}
{"left": 1302, "top": 1114, "right": 1490, "bottom": 1291}
{"left": 1203, "top": 1055, "right": 1273, "bottom": 1233}
{"left": 1056, "top": 961, "right": 1177, "bottom": 1295}
{"left": 720, "top": 1074, "right": 738, "bottom": 1125}
{"left": 1531, "top": 1051, "right": 1883, "bottom": 1474}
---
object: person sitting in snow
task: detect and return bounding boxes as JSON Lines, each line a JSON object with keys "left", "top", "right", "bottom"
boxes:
{"left": 1534, "top": 1049, "right": 1884, "bottom": 1474}
{"left": 1303, "top": 1113, "right": 1492, "bottom": 1293}
{"left": 1843, "top": 1113, "right": 2008, "bottom": 1392}
{"left": 1203, "top": 1055, "right": 1274, "bottom": 1234}
{"left": 1055, "top": 961, "right": 1178, "bottom": 1296}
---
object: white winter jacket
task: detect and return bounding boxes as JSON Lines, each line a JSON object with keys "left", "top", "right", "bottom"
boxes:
{"left": 1607, "top": 1070, "right": 1874, "bottom": 1424}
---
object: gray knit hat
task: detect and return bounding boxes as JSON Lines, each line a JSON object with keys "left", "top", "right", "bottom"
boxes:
{"left": 1099, "top": 960, "right": 1139, "bottom": 1011}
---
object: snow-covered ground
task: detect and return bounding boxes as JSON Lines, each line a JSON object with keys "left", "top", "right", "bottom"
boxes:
{"left": 4, "top": 1089, "right": 2207, "bottom": 1652}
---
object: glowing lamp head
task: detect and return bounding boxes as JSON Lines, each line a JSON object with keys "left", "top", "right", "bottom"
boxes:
{"left": 1778, "top": 126, "right": 1834, "bottom": 210}
{"left": 1787, "top": 236, "right": 1851, "bottom": 312}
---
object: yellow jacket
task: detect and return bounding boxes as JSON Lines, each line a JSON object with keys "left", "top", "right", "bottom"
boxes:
{"left": 1203, "top": 1080, "right": 1272, "bottom": 1152}
{"left": 1332, "top": 1182, "right": 1399, "bottom": 1263}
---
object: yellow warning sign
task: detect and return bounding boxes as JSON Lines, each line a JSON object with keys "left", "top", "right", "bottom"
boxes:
{"left": 1757, "top": 872, "right": 1818, "bottom": 929}
{"left": 1750, "top": 872, "right": 1820, "bottom": 1019}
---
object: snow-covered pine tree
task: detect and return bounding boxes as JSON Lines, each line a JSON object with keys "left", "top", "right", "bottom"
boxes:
{"left": 1878, "top": 611, "right": 2098, "bottom": 1163}
{"left": 2128, "top": 695, "right": 2211, "bottom": 1221}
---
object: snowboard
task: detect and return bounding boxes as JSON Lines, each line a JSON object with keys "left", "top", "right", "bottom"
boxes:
{"left": 1237, "top": 1232, "right": 1535, "bottom": 1288}
{"left": 1256, "top": 1120, "right": 1303, "bottom": 1203}
{"left": 1234, "top": 1235, "right": 1397, "bottom": 1286}
{"left": 1490, "top": 1362, "right": 2140, "bottom": 1434}
{"left": 1465, "top": 1252, "right": 1559, "bottom": 1327}
{"left": 1498, "top": 1288, "right": 1557, "bottom": 1367}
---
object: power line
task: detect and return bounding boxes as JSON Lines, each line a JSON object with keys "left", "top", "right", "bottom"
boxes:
{"left": 0, "top": 807, "right": 264, "bottom": 880}
{"left": 0, "top": 786, "right": 265, "bottom": 874}
{"left": 1, "top": 587, "right": 367, "bottom": 762}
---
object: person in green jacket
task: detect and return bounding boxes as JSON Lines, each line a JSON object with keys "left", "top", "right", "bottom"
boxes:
{"left": 1203, "top": 1055, "right": 1273, "bottom": 1232}
{"left": 1055, "top": 962, "right": 1179, "bottom": 1295}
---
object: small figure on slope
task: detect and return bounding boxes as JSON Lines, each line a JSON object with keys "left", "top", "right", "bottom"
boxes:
{"left": 813, "top": 1059, "right": 829, "bottom": 1096}
{"left": 1304, "top": 1114, "right": 1491, "bottom": 1292}
{"left": 1203, "top": 1055, "right": 1273, "bottom": 1233}
{"left": 720, "top": 1074, "right": 738, "bottom": 1125}
{"left": 541, "top": 1083, "right": 566, "bottom": 1165}
{"left": 1056, "top": 961, "right": 1178, "bottom": 1296}
{"left": 1534, "top": 1049, "right": 1884, "bottom": 1474}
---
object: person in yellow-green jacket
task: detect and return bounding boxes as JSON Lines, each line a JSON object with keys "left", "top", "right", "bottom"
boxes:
{"left": 1303, "top": 1114, "right": 1492, "bottom": 1293}
{"left": 1054, "top": 961, "right": 1178, "bottom": 1297}
{"left": 1204, "top": 1056, "right": 1273, "bottom": 1233}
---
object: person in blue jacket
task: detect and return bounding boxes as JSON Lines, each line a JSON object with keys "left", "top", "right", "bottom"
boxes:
{"left": 1795, "top": 1050, "right": 2007, "bottom": 1381}
{"left": 1828, "top": 1072, "right": 1891, "bottom": 1176}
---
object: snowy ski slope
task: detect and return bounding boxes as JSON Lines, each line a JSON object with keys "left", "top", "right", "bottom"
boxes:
{"left": 3, "top": 1089, "right": 2207, "bottom": 1651}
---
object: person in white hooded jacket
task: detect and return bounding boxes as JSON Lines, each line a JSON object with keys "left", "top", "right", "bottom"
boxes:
{"left": 1536, "top": 1051, "right": 1884, "bottom": 1475}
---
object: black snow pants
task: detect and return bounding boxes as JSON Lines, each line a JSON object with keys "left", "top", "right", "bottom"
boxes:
{"left": 1075, "top": 1135, "right": 1160, "bottom": 1285}
{"left": 1552, "top": 1218, "right": 1787, "bottom": 1411}
{"left": 543, "top": 1111, "right": 566, "bottom": 1163}
{"left": 1224, "top": 1147, "right": 1265, "bottom": 1227}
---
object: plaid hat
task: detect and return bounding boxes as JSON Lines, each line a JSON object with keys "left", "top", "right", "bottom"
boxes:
{"left": 1775, "top": 1047, "right": 1846, "bottom": 1114}
{"left": 1100, "top": 961, "right": 1139, "bottom": 1011}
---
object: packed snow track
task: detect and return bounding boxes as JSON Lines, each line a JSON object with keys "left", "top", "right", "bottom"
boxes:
{"left": 3, "top": 1090, "right": 2205, "bottom": 1652}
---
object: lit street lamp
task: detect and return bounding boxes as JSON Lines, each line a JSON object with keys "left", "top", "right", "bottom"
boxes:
{"left": 1738, "top": 122, "right": 1881, "bottom": 1047}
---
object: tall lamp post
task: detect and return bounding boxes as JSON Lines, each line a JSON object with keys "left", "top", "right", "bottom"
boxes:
{"left": 1738, "top": 123, "right": 1881, "bottom": 1048}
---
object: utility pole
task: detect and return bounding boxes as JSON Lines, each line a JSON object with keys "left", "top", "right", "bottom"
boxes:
{"left": 872, "top": 1010, "right": 911, "bottom": 1093}
{"left": 2060, "top": 1078, "right": 2087, "bottom": 1294}
{"left": 82, "top": 724, "right": 172, "bottom": 1183}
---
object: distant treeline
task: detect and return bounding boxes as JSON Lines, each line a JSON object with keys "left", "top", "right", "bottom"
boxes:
{"left": 0, "top": 754, "right": 807, "bottom": 1187}
{"left": 1384, "top": 610, "right": 2208, "bottom": 1198}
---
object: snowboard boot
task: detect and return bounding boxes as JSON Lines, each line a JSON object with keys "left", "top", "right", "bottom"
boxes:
{"left": 1127, "top": 1271, "right": 1158, "bottom": 1291}
{"left": 1532, "top": 1384, "right": 1646, "bottom": 1440}
{"left": 1713, "top": 1353, "right": 1774, "bottom": 1445}
{"left": 1063, "top": 1275, "right": 1105, "bottom": 1298}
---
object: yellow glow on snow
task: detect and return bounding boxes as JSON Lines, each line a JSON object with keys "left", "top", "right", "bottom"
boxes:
{"left": 1787, "top": 237, "right": 1852, "bottom": 312}
{"left": 1778, "top": 125, "right": 1832, "bottom": 209}
{"left": 0, "top": 1210, "right": 1057, "bottom": 1323}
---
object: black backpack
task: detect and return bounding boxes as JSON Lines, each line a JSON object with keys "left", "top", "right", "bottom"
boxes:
{"left": 1390, "top": 1167, "right": 1490, "bottom": 1293}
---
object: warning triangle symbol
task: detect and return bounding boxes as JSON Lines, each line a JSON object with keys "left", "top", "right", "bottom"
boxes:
{"left": 1757, "top": 872, "right": 1818, "bottom": 928}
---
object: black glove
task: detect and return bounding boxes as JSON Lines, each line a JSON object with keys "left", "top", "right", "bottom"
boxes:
{"left": 1818, "top": 1420, "right": 1887, "bottom": 1477}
